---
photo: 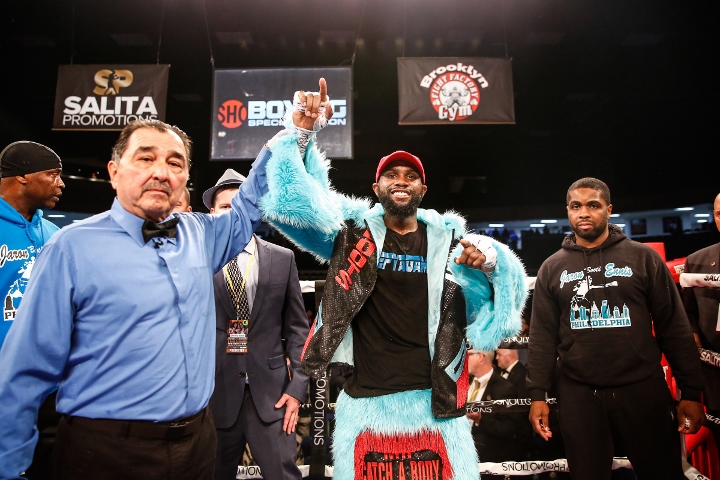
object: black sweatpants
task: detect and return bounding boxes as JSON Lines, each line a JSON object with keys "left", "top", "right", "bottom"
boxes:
{"left": 557, "top": 375, "right": 684, "bottom": 480}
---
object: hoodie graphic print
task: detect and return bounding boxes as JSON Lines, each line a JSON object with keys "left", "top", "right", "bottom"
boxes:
{"left": 0, "top": 198, "right": 59, "bottom": 346}
{"left": 565, "top": 262, "right": 632, "bottom": 330}
{"left": 527, "top": 224, "right": 703, "bottom": 398}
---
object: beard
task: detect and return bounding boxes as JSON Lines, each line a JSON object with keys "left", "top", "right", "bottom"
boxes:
{"left": 571, "top": 218, "right": 608, "bottom": 243}
{"left": 377, "top": 188, "right": 424, "bottom": 220}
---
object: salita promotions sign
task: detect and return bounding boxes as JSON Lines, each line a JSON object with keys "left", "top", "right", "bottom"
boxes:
{"left": 53, "top": 65, "right": 169, "bottom": 131}
{"left": 211, "top": 67, "right": 352, "bottom": 160}
{"left": 398, "top": 57, "right": 514, "bottom": 125}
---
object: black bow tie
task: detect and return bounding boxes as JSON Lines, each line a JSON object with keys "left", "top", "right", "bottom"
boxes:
{"left": 141, "top": 217, "right": 179, "bottom": 243}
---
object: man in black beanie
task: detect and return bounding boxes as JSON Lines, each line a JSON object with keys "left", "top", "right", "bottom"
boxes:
{"left": 0, "top": 140, "right": 64, "bottom": 346}
{"left": 0, "top": 140, "right": 64, "bottom": 479}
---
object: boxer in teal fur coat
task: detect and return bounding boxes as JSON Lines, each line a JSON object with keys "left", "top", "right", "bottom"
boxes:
{"left": 260, "top": 79, "right": 528, "bottom": 480}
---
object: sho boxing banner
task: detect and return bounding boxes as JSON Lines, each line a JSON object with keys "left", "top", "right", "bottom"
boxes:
{"left": 212, "top": 67, "right": 352, "bottom": 160}
{"left": 53, "top": 64, "right": 169, "bottom": 131}
{"left": 397, "top": 57, "right": 514, "bottom": 125}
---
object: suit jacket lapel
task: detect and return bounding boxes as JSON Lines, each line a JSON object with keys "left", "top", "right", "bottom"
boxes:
{"left": 484, "top": 374, "right": 496, "bottom": 401}
{"left": 508, "top": 365, "right": 519, "bottom": 383}
{"left": 249, "top": 237, "right": 270, "bottom": 329}
{"left": 215, "top": 267, "right": 236, "bottom": 329}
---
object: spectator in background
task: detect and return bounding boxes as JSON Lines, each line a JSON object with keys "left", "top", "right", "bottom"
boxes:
{"left": 500, "top": 228, "right": 510, "bottom": 245}
{"left": 496, "top": 348, "right": 528, "bottom": 398}
{"left": 682, "top": 191, "right": 720, "bottom": 455}
{"left": 173, "top": 186, "right": 192, "bottom": 212}
{"left": 467, "top": 349, "right": 530, "bottom": 478}
{"left": 509, "top": 231, "right": 519, "bottom": 251}
{"left": 205, "top": 169, "right": 309, "bottom": 480}
{"left": 0, "top": 140, "right": 64, "bottom": 479}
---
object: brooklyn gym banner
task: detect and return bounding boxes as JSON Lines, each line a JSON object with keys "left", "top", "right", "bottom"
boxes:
{"left": 53, "top": 64, "right": 169, "bottom": 131}
{"left": 398, "top": 57, "right": 514, "bottom": 125}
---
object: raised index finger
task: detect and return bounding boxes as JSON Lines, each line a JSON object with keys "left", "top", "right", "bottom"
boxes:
{"left": 318, "top": 78, "right": 328, "bottom": 102}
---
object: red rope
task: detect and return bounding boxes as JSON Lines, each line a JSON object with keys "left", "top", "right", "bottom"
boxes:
{"left": 456, "top": 354, "right": 470, "bottom": 409}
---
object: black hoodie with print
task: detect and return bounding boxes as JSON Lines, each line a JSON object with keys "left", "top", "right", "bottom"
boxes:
{"left": 527, "top": 224, "right": 703, "bottom": 402}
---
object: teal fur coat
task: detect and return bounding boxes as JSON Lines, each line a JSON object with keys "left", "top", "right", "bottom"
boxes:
{"left": 260, "top": 130, "right": 528, "bottom": 359}
{"left": 261, "top": 129, "right": 527, "bottom": 480}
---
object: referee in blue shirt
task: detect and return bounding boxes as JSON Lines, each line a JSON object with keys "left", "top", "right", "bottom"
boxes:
{"left": 0, "top": 119, "right": 275, "bottom": 479}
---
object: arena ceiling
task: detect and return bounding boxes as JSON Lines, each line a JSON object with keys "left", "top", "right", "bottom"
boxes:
{"left": 1, "top": 0, "right": 718, "bottom": 222}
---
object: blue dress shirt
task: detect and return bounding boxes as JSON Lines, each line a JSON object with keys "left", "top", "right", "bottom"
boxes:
{"left": 0, "top": 147, "right": 271, "bottom": 479}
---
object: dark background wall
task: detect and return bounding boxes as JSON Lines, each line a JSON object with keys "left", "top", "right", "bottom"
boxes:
{"left": 2, "top": 0, "right": 718, "bottom": 276}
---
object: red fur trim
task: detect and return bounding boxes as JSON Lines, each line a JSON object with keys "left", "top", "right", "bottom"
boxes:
{"left": 456, "top": 354, "right": 470, "bottom": 409}
{"left": 300, "top": 318, "right": 316, "bottom": 361}
{"left": 354, "top": 430, "right": 454, "bottom": 480}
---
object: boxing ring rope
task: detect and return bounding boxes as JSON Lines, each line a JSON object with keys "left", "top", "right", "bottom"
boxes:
{"left": 233, "top": 460, "right": 710, "bottom": 479}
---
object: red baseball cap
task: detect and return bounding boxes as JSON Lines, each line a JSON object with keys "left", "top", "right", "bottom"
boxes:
{"left": 375, "top": 150, "right": 425, "bottom": 184}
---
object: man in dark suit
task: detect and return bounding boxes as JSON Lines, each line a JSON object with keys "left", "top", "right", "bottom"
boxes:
{"left": 205, "top": 169, "right": 310, "bottom": 480}
{"left": 496, "top": 348, "right": 528, "bottom": 398}
{"left": 467, "top": 350, "right": 531, "bottom": 478}
{"left": 682, "top": 192, "right": 720, "bottom": 454}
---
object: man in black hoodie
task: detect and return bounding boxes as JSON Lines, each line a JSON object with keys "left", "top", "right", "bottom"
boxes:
{"left": 527, "top": 177, "right": 705, "bottom": 480}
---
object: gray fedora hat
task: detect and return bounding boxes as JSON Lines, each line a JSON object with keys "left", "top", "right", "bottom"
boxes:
{"left": 202, "top": 168, "right": 246, "bottom": 209}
